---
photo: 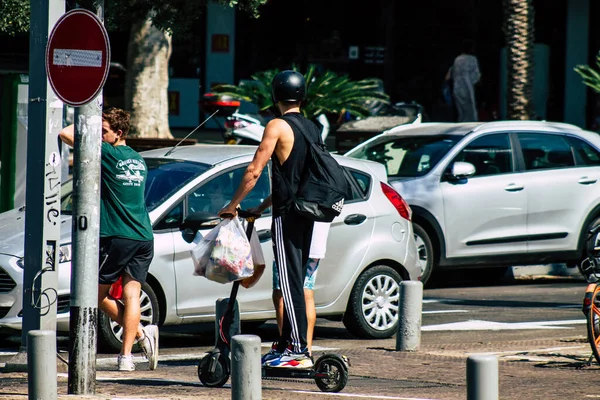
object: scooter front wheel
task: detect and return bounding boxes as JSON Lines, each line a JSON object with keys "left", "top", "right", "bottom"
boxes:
{"left": 314, "top": 354, "right": 349, "bottom": 392}
{"left": 198, "top": 353, "right": 230, "bottom": 387}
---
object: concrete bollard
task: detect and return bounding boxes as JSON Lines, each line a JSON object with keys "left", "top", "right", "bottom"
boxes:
{"left": 28, "top": 330, "right": 57, "bottom": 400}
{"left": 396, "top": 280, "right": 423, "bottom": 351}
{"left": 467, "top": 354, "right": 499, "bottom": 400}
{"left": 231, "top": 334, "right": 261, "bottom": 400}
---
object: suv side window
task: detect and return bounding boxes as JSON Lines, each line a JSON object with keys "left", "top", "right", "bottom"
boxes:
{"left": 567, "top": 136, "right": 600, "bottom": 166}
{"left": 518, "top": 133, "right": 574, "bottom": 170}
{"left": 187, "top": 165, "right": 271, "bottom": 215}
{"left": 454, "top": 133, "right": 513, "bottom": 177}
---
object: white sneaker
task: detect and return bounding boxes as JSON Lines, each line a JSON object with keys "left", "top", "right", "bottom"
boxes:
{"left": 117, "top": 354, "right": 135, "bottom": 371}
{"left": 139, "top": 324, "right": 159, "bottom": 370}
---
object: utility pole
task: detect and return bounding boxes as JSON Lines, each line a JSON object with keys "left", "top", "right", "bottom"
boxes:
{"left": 66, "top": 1, "right": 107, "bottom": 394}
{"left": 14, "top": 0, "right": 64, "bottom": 364}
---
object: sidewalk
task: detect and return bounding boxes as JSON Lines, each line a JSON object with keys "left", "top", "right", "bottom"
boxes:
{"left": 1, "top": 332, "right": 597, "bottom": 400}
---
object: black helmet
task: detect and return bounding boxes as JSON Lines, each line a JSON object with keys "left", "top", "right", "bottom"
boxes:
{"left": 271, "top": 70, "right": 306, "bottom": 104}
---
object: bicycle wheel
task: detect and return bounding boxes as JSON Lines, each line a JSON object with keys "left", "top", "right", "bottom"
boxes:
{"left": 587, "top": 284, "right": 600, "bottom": 365}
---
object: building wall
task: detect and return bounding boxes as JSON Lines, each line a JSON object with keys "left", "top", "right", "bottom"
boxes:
{"left": 233, "top": 0, "right": 592, "bottom": 127}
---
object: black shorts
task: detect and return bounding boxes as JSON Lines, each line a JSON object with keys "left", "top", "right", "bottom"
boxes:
{"left": 98, "top": 237, "right": 154, "bottom": 285}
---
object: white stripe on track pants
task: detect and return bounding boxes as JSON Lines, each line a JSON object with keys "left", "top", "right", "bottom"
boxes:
{"left": 272, "top": 212, "right": 314, "bottom": 353}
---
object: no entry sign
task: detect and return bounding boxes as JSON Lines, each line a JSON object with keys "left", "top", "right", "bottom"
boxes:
{"left": 46, "top": 9, "right": 111, "bottom": 106}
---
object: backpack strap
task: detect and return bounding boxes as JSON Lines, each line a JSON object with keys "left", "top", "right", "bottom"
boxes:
{"left": 280, "top": 113, "right": 322, "bottom": 146}
{"left": 276, "top": 114, "right": 314, "bottom": 204}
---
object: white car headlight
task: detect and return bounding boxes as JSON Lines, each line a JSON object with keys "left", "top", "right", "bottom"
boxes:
{"left": 14, "top": 243, "right": 71, "bottom": 268}
{"left": 59, "top": 244, "right": 72, "bottom": 263}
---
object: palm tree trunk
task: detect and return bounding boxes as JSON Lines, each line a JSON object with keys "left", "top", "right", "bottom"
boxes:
{"left": 503, "top": 0, "right": 536, "bottom": 120}
{"left": 125, "top": 15, "right": 173, "bottom": 138}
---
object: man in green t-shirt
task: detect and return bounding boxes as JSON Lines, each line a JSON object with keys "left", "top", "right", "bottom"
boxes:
{"left": 60, "top": 108, "right": 158, "bottom": 372}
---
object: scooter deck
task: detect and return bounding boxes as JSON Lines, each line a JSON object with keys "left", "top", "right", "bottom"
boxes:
{"left": 262, "top": 366, "right": 316, "bottom": 379}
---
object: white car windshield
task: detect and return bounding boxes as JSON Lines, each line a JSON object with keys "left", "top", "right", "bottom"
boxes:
{"left": 61, "top": 158, "right": 210, "bottom": 214}
{"left": 348, "top": 135, "right": 461, "bottom": 177}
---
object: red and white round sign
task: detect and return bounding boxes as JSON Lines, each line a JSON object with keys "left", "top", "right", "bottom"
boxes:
{"left": 46, "top": 9, "right": 111, "bottom": 106}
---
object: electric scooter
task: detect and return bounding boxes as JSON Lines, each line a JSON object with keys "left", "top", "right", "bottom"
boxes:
{"left": 180, "top": 209, "right": 350, "bottom": 393}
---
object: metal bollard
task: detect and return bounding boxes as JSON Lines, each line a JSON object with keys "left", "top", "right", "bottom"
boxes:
{"left": 231, "top": 335, "right": 261, "bottom": 400}
{"left": 28, "top": 330, "right": 57, "bottom": 400}
{"left": 396, "top": 280, "right": 423, "bottom": 351}
{"left": 467, "top": 354, "right": 499, "bottom": 400}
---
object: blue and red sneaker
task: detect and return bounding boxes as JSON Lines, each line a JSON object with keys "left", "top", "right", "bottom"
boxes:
{"left": 261, "top": 341, "right": 281, "bottom": 366}
{"left": 264, "top": 347, "right": 313, "bottom": 368}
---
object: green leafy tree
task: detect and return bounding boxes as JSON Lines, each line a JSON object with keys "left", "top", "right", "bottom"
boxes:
{"left": 0, "top": 0, "right": 30, "bottom": 35}
{"left": 0, "top": 0, "right": 266, "bottom": 137}
{"left": 575, "top": 52, "right": 600, "bottom": 94}
{"left": 212, "top": 64, "right": 389, "bottom": 120}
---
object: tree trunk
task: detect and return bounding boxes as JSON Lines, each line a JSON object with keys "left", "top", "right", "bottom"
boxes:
{"left": 503, "top": 0, "right": 535, "bottom": 120}
{"left": 125, "top": 16, "right": 173, "bottom": 138}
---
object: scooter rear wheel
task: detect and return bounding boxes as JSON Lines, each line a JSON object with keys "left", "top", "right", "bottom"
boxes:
{"left": 198, "top": 353, "right": 230, "bottom": 387}
{"left": 314, "top": 355, "right": 348, "bottom": 392}
{"left": 587, "top": 284, "right": 600, "bottom": 365}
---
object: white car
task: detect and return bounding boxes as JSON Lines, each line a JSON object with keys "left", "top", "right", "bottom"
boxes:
{"left": 346, "top": 120, "right": 600, "bottom": 285}
{"left": 0, "top": 145, "right": 419, "bottom": 351}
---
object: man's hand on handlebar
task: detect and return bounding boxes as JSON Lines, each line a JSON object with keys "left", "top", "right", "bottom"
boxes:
{"left": 218, "top": 204, "right": 238, "bottom": 219}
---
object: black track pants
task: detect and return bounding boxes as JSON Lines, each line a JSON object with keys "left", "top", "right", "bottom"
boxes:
{"left": 272, "top": 211, "right": 314, "bottom": 353}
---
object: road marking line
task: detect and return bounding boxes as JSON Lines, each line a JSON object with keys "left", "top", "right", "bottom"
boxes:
{"left": 422, "top": 310, "right": 468, "bottom": 314}
{"left": 467, "top": 345, "right": 588, "bottom": 359}
{"left": 95, "top": 352, "right": 207, "bottom": 367}
{"left": 292, "top": 391, "right": 438, "bottom": 400}
{"left": 422, "top": 299, "right": 439, "bottom": 303}
{"left": 422, "top": 319, "right": 585, "bottom": 331}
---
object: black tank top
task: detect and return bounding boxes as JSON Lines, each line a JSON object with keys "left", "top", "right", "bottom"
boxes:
{"left": 271, "top": 112, "right": 321, "bottom": 216}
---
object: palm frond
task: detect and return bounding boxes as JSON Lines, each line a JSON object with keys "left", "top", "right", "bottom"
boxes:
{"left": 575, "top": 51, "right": 600, "bottom": 94}
{"left": 212, "top": 63, "right": 389, "bottom": 119}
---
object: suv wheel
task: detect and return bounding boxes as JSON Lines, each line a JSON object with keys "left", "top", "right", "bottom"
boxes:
{"left": 98, "top": 281, "right": 160, "bottom": 353}
{"left": 413, "top": 223, "right": 434, "bottom": 286}
{"left": 578, "top": 216, "right": 600, "bottom": 281}
{"left": 343, "top": 265, "right": 402, "bottom": 339}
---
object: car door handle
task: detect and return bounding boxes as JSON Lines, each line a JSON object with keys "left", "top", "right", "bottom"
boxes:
{"left": 504, "top": 184, "right": 524, "bottom": 192}
{"left": 579, "top": 177, "right": 597, "bottom": 185}
{"left": 344, "top": 214, "right": 367, "bottom": 225}
{"left": 257, "top": 229, "right": 271, "bottom": 242}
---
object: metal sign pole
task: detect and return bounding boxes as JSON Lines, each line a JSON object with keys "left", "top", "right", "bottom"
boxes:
{"left": 66, "top": 1, "right": 107, "bottom": 394}
{"left": 21, "top": 0, "right": 64, "bottom": 351}
{"left": 67, "top": 2, "right": 104, "bottom": 395}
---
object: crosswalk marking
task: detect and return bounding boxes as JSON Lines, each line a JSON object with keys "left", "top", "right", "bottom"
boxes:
{"left": 422, "top": 319, "right": 585, "bottom": 331}
{"left": 291, "top": 391, "right": 438, "bottom": 400}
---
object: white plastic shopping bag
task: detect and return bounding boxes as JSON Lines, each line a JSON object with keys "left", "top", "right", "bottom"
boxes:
{"left": 241, "top": 225, "right": 266, "bottom": 289}
{"left": 205, "top": 216, "right": 254, "bottom": 284}
{"left": 190, "top": 220, "right": 224, "bottom": 277}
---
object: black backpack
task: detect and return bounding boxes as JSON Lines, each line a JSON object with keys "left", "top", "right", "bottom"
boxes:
{"left": 281, "top": 114, "right": 349, "bottom": 223}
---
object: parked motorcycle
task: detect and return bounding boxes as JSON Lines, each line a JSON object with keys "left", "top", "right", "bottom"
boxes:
{"left": 200, "top": 92, "right": 330, "bottom": 145}
{"left": 225, "top": 113, "right": 330, "bottom": 145}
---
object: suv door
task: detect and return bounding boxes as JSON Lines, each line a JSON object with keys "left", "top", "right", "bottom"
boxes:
{"left": 518, "top": 133, "right": 600, "bottom": 253}
{"left": 172, "top": 165, "right": 274, "bottom": 317}
{"left": 440, "top": 133, "right": 527, "bottom": 258}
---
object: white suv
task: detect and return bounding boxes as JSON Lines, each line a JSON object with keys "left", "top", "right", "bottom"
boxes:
{"left": 346, "top": 121, "right": 600, "bottom": 285}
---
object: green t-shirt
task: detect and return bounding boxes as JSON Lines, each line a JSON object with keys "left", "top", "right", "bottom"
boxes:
{"left": 100, "top": 142, "right": 153, "bottom": 241}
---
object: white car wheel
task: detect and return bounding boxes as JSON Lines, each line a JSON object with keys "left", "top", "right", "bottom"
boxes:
{"left": 343, "top": 265, "right": 402, "bottom": 339}
{"left": 413, "top": 223, "right": 434, "bottom": 286}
